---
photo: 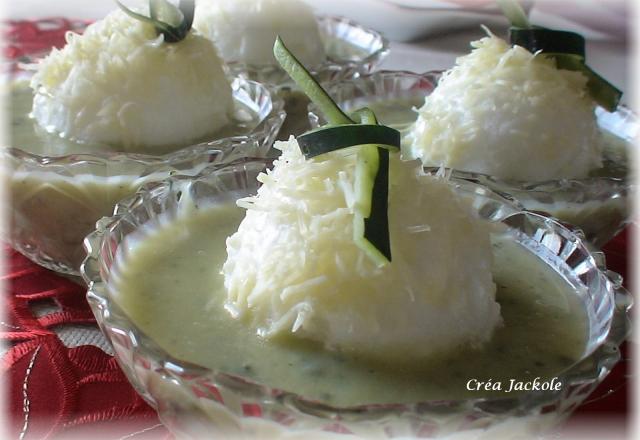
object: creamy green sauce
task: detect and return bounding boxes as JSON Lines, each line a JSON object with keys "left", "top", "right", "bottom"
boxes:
{"left": 8, "top": 82, "right": 261, "bottom": 156}
{"left": 6, "top": 81, "right": 262, "bottom": 272}
{"left": 9, "top": 173, "right": 141, "bottom": 269}
{"left": 590, "top": 130, "right": 630, "bottom": 179}
{"left": 347, "top": 97, "right": 425, "bottom": 131}
{"left": 111, "top": 202, "right": 588, "bottom": 406}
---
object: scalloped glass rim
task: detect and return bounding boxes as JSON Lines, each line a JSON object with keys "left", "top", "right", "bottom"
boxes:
{"left": 433, "top": 166, "right": 631, "bottom": 248}
{"left": 308, "top": 69, "right": 635, "bottom": 247}
{"left": 4, "top": 75, "right": 286, "bottom": 163}
{"left": 5, "top": 139, "right": 268, "bottom": 185}
{"left": 4, "top": 140, "right": 270, "bottom": 276}
{"left": 227, "top": 15, "right": 390, "bottom": 87}
{"left": 81, "top": 159, "right": 631, "bottom": 437}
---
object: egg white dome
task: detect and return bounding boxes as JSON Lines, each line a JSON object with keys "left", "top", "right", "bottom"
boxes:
{"left": 405, "top": 33, "right": 602, "bottom": 181}
{"left": 223, "top": 138, "right": 501, "bottom": 361}
{"left": 194, "top": 0, "right": 325, "bottom": 66}
{"left": 30, "top": 9, "right": 233, "bottom": 151}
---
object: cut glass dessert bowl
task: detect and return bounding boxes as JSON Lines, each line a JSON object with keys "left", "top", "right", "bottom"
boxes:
{"left": 3, "top": 57, "right": 286, "bottom": 275}
{"left": 82, "top": 158, "right": 630, "bottom": 439}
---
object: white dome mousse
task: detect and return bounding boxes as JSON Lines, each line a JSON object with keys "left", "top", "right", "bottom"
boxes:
{"left": 30, "top": 9, "right": 233, "bottom": 151}
{"left": 405, "top": 33, "right": 602, "bottom": 181}
{"left": 223, "top": 138, "right": 501, "bottom": 361}
{"left": 194, "top": 0, "right": 325, "bottom": 66}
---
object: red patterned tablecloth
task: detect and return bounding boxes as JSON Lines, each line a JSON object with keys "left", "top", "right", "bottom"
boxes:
{"left": 2, "top": 245, "right": 170, "bottom": 439}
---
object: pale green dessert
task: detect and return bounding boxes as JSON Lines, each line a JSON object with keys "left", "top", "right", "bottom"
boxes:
{"left": 363, "top": 98, "right": 629, "bottom": 177}
{"left": 88, "top": 32, "right": 619, "bottom": 439}
{"left": 5, "top": 81, "right": 255, "bottom": 274}
{"left": 9, "top": 82, "right": 263, "bottom": 157}
{"left": 29, "top": 9, "right": 233, "bottom": 151}
{"left": 397, "top": 31, "right": 629, "bottom": 246}
{"left": 110, "top": 199, "right": 588, "bottom": 406}
{"left": 337, "top": 96, "right": 630, "bottom": 176}
{"left": 4, "top": 5, "right": 269, "bottom": 274}
{"left": 344, "top": 94, "right": 630, "bottom": 246}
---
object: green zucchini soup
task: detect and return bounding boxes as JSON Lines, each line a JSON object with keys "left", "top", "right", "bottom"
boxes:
{"left": 110, "top": 197, "right": 587, "bottom": 407}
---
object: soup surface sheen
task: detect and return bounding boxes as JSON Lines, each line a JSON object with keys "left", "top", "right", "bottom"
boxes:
{"left": 111, "top": 201, "right": 588, "bottom": 406}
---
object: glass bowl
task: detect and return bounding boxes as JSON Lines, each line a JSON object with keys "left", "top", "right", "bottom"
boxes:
{"left": 228, "top": 15, "right": 389, "bottom": 87}
{"left": 309, "top": 70, "right": 636, "bottom": 247}
{"left": 82, "top": 158, "right": 630, "bottom": 439}
{"left": 2, "top": 61, "right": 286, "bottom": 275}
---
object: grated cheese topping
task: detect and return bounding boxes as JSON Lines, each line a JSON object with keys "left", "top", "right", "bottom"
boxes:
{"left": 30, "top": 9, "right": 233, "bottom": 151}
{"left": 223, "top": 138, "right": 501, "bottom": 361}
{"left": 405, "top": 33, "right": 602, "bottom": 181}
{"left": 194, "top": 0, "right": 325, "bottom": 66}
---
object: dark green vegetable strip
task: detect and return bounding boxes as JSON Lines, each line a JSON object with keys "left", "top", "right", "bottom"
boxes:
{"left": 176, "top": 0, "right": 195, "bottom": 36}
{"left": 500, "top": 1, "right": 621, "bottom": 111}
{"left": 116, "top": 0, "right": 194, "bottom": 43}
{"left": 297, "top": 125, "right": 400, "bottom": 159}
{"left": 116, "top": 1, "right": 176, "bottom": 34}
{"left": 549, "top": 53, "right": 622, "bottom": 112}
{"left": 351, "top": 107, "right": 393, "bottom": 263}
{"left": 353, "top": 145, "right": 390, "bottom": 266}
{"left": 496, "top": 0, "right": 530, "bottom": 29}
{"left": 274, "top": 36, "right": 353, "bottom": 125}
{"left": 509, "top": 28, "right": 585, "bottom": 58}
{"left": 273, "top": 37, "right": 395, "bottom": 264}
{"left": 363, "top": 147, "right": 391, "bottom": 262}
